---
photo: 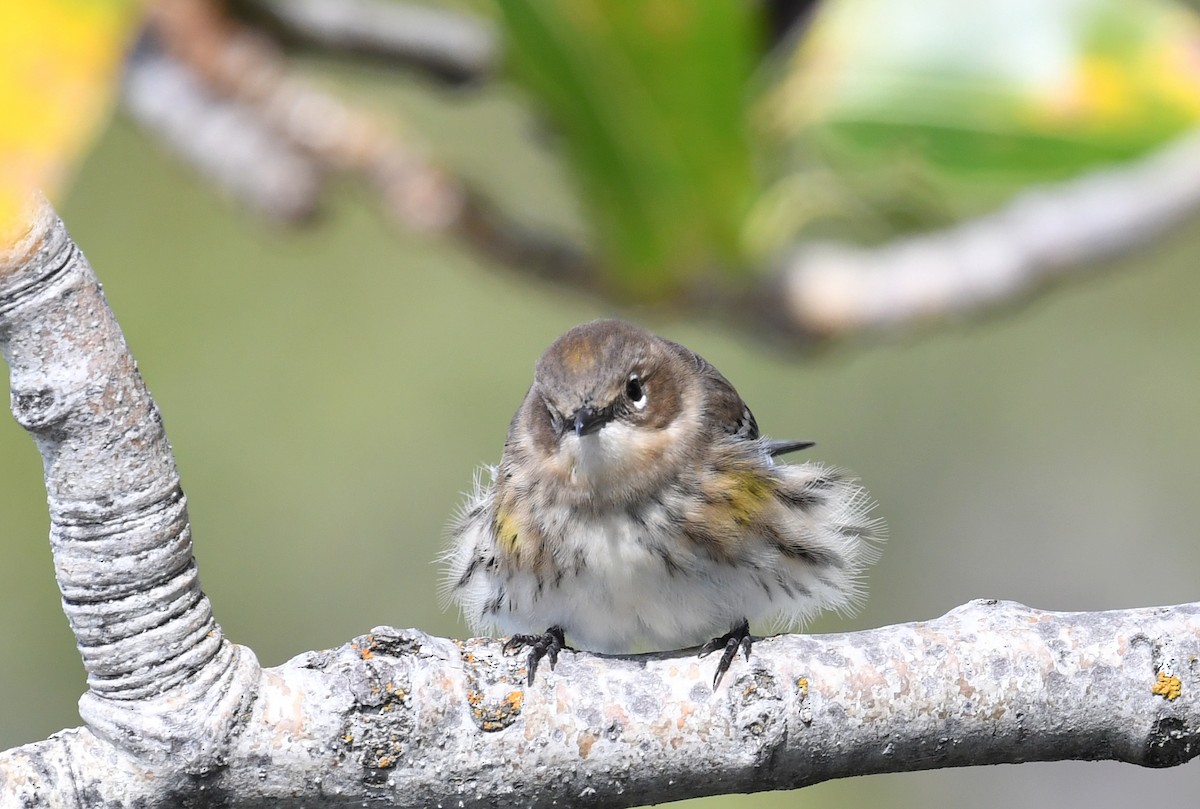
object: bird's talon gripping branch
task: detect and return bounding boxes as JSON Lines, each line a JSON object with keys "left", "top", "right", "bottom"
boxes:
{"left": 504, "top": 625, "right": 566, "bottom": 686}
{"left": 699, "top": 618, "right": 753, "bottom": 689}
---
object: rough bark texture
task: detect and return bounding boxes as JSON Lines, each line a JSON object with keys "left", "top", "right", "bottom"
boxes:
{"left": 0, "top": 195, "right": 261, "bottom": 778}
{"left": 1, "top": 604, "right": 1198, "bottom": 808}
{"left": 0, "top": 197, "right": 1196, "bottom": 807}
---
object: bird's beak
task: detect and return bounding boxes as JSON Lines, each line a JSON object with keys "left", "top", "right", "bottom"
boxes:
{"left": 572, "top": 406, "right": 609, "bottom": 437}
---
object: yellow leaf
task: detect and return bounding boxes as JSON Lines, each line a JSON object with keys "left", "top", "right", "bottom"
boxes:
{"left": 0, "top": 0, "right": 144, "bottom": 247}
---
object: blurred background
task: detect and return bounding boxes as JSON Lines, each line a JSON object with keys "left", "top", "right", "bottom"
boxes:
{"left": 2, "top": 0, "right": 1199, "bottom": 807}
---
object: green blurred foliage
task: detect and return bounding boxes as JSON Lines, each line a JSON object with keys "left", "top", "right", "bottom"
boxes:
{"left": 759, "top": 0, "right": 1200, "bottom": 243}
{"left": 494, "top": 0, "right": 1200, "bottom": 271}
{"left": 497, "top": 0, "right": 761, "bottom": 295}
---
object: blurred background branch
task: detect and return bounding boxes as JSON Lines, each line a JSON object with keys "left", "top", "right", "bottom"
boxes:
{"left": 775, "top": 128, "right": 1200, "bottom": 336}
{"left": 17, "top": 0, "right": 1198, "bottom": 342}
{"left": 108, "top": 0, "right": 1200, "bottom": 341}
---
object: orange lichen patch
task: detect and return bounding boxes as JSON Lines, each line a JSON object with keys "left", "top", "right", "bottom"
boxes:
{"left": 469, "top": 689, "right": 525, "bottom": 732}
{"left": 676, "top": 702, "right": 695, "bottom": 729}
{"left": 604, "top": 703, "right": 631, "bottom": 726}
{"left": 353, "top": 635, "right": 377, "bottom": 659}
{"left": 1152, "top": 672, "right": 1183, "bottom": 700}
{"left": 376, "top": 755, "right": 394, "bottom": 769}
{"left": 577, "top": 731, "right": 596, "bottom": 758}
{"left": 797, "top": 677, "right": 809, "bottom": 695}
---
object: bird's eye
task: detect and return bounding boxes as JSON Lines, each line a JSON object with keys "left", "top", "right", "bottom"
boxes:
{"left": 625, "top": 374, "right": 647, "bottom": 409}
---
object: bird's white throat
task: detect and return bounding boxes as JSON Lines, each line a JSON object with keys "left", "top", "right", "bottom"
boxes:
{"left": 564, "top": 421, "right": 643, "bottom": 488}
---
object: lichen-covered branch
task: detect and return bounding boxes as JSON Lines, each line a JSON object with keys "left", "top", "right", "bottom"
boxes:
{"left": 1, "top": 198, "right": 1197, "bottom": 807}
{"left": 0, "top": 194, "right": 261, "bottom": 772}
{"left": 2, "top": 604, "right": 1197, "bottom": 808}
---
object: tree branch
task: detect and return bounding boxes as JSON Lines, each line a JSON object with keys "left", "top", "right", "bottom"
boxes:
{"left": 2, "top": 604, "right": 1197, "bottom": 807}
{"left": 1, "top": 197, "right": 1196, "bottom": 806}
{"left": 772, "top": 129, "right": 1200, "bottom": 337}
{"left": 245, "top": 0, "right": 500, "bottom": 83}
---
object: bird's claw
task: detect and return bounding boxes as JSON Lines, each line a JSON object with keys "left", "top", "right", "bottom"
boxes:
{"left": 699, "top": 618, "right": 752, "bottom": 689}
{"left": 503, "top": 625, "right": 567, "bottom": 686}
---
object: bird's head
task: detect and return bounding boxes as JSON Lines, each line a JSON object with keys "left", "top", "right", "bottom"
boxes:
{"left": 510, "top": 319, "right": 703, "bottom": 501}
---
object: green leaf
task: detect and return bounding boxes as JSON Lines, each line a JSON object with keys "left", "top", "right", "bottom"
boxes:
{"left": 497, "top": 1, "right": 761, "bottom": 296}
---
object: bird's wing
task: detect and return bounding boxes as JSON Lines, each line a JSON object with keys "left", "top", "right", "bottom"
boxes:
{"left": 765, "top": 439, "right": 816, "bottom": 457}
{"left": 665, "top": 339, "right": 815, "bottom": 455}
{"left": 664, "top": 340, "right": 760, "bottom": 440}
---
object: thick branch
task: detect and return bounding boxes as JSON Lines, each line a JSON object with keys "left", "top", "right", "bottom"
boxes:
{"left": 0, "top": 195, "right": 261, "bottom": 769}
{"left": 1, "top": 603, "right": 1197, "bottom": 807}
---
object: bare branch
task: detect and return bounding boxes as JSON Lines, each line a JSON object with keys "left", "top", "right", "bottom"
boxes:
{"left": 129, "top": 0, "right": 590, "bottom": 277}
{"left": 122, "top": 35, "right": 324, "bottom": 221}
{"left": 248, "top": 0, "right": 500, "bottom": 83}
{"left": 0, "top": 195, "right": 261, "bottom": 772}
{"left": 2, "top": 605, "right": 1197, "bottom": 807}
{"left": 771, "top": 129, "right": 1200, "bottom": 337}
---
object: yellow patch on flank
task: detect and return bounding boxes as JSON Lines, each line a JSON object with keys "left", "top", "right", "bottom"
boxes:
{"left": 721, "top": 470, "right": 773, "bottom": 525}
{"left": 495, "top": 509, "right": 522, "bottom": 554}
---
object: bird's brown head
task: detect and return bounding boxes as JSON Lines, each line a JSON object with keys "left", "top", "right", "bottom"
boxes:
{"left": 511, "top": 320, "right": 703, "bottom": 500}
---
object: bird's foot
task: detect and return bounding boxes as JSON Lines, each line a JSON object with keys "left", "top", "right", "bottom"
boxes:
{"left": 698, "top": 618, "right": 752, "bottom": 689}
{"left": 503, "top": 625, "right": 567, "bottom": 686}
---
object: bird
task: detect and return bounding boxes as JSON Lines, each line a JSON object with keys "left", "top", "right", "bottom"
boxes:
{"left": 442, "top": 319, "right": 882, "bottom": 688}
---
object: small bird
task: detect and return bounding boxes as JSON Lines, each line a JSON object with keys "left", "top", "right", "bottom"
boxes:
{"left": 443, "top": 319, "right": 882, "bottom": 688}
